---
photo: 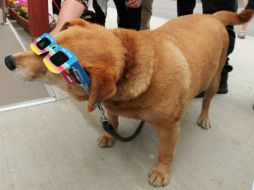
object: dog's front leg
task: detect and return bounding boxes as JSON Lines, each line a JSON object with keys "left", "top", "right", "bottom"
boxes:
{"left": 149, "top": 123, "right": 179, "bottom": 187}
{"left": 97, "top": 111, "right": 119, "bottom": 148}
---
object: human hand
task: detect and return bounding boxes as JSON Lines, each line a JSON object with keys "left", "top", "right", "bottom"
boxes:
{"left": 125, "top": 0, "right": 142, "bottom": 8}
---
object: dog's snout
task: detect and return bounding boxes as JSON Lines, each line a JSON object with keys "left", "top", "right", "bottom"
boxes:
{"left": 5, "top": 55, "right": 16, "bottom": 71}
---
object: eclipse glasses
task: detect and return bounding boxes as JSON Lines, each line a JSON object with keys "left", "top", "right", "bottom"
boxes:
{"left": 30, "top": 33, "right": 91, "bottom": 93}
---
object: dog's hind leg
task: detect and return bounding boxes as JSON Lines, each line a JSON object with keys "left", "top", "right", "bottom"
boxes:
{"left": 97, "top": 111, "right": 119, "bottom": 147}
{"left": 197, "top": 73, "right": 221, "bottom": 129}
{"left": 148, "top": 122, "right": 179, "bottom": 187}
{"left": 197, "top": 46, "right": 228, "bottom": 129}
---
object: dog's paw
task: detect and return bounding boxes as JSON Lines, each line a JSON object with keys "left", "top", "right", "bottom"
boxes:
{"left": 97, "top": 133, "right": 115, "bottom": 148}
{"left": 197, "top": 116, "right": 211, "bottom": 129}
{"left": 148, "top": 169, "right": 169, "bottom": 187}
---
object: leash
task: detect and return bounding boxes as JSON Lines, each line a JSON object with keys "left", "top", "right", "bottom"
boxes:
{"left": 97, "top": 103, "right": 145, "bottom": 142}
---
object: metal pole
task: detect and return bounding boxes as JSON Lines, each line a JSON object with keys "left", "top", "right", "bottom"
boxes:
{"left": 1, "top": 0, "right": 7, "bottom": 25}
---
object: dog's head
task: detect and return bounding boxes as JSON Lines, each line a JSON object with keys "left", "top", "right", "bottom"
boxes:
{"left": 4, "top": 19, "right": 126, "bottom": 111}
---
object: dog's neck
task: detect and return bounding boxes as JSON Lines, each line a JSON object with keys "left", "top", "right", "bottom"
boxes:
{"left": 110, "top": 29, "right": 155, "bottom": 102}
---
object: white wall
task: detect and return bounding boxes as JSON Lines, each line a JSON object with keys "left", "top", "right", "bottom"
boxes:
{"left": 48, "top": 0, "right": 53, "bottom": 15}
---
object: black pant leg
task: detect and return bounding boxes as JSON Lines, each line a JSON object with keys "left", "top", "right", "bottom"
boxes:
{"left": 203, "top": 0, "right": 238, "bottom": 54}
{"left": 92, "top": 0, "right": 106, "bottom": 26}
{"left": 202, "top": 0, "right": 238, "bottom": 14}
{"left": 226, "top": 25, "right": 235, "bottom": 55}
{"left": 202, "top": 0, "right": 237, "bottom": 57}
{"left": 52, "top": 0, "right": 62, "bottom": 15}
{"left": 202, "top": 0, "right": 238, "bottom": 90}
{"left": 177, "top": 0, "right": 196, "bottom": 16}
{"left": 80, "top": 0, "right": 106, "bottom": 26}
{"left": 113, "top": 0, "right": 141, "bottom": 30}
{"left": 246, "top": 0, "right": 254, "bottom": 9}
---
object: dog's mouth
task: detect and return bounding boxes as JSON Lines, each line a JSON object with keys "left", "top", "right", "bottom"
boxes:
{"left": 13, "top": 67, "right": 50, "bottom": 83}
{"left": 13, "top": 67, "right": 31, "bottom": 81}
{"left": 13, "top": 67, "right": 43, "bottom": 81}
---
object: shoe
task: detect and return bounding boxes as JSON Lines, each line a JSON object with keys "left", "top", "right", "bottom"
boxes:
{"left": 195, "top": 66, "right": 232, "bottom": 98}
{"left": 196, "top": 61, "right": 233, "bottom": 98}
{"left": 238, "top": 31, "right": 246, "bottom": 39}
{"left": 195, "top": 86, "right": 228, "bottom": 98}
{"left": 195, "top": 91, "right": 205, "bottom": 98}
{"left": 217, "top": 71, "right": 228, "bottom": 94}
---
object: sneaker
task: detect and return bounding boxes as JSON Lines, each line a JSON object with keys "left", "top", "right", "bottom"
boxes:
{"left": 238, "top": 31, "right": 246, "bottom": 39}
{"left": 195, "top": 71, "right": 229, "bottom": 98}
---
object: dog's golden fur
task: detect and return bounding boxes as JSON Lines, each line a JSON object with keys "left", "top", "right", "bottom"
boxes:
{"left": 8, "top": 10, "right": 253, "bottom": 187}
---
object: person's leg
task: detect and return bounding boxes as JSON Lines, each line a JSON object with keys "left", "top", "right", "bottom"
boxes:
{"left": 246, "top": 0, "right": 254, "bottom": 9}
{"left": 141, "top": 0, "right": 153, "bottom": 30}
{"left": 202, "top": 0, "right": 238, "bottom": 94}
{"left": 238, "top": 23, "right": 248, "bottom": 39}
{"left": 177, "top": 0, "right": 196, "bottom": 16}
{"left": 113, "top": 0, "right": 141, "bottom": 30}
{"left": 202, "top": 0, "right": 238, "bottom": 13}
{"left": 236, "top": 0, "right": 248, "bottom": 39}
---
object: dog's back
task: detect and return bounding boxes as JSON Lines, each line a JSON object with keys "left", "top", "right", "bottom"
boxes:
{"left": 110, "top": 10, "right": 253, "bottom": 124}
{"left": 151, "top": 14, "right": 229, "bottom": 96}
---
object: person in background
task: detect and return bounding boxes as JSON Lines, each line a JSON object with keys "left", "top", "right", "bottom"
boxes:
{"left": 141, "top": 0, "right": 153, "bottom": 30}
{"left": 176, "top": 0, "right": 238, "bottom": 96}
{"left": 246, "top": 0, "right": 254, "bottom": 9}
{"left": 177, "top": 0, "right": 196, "bottom": 16}
{"left": 238, "top": 0, "right": 254, "bottom": 39}
{"left": 51, "top": 0, "right": 142, "bottom": 36}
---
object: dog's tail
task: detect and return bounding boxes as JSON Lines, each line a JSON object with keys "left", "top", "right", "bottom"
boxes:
{"left": 213, "top": 10, "right": 253, "bottom": 26}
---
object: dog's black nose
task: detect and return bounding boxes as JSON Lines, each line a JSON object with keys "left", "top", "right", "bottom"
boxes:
{"left": 5, "top": 55, "right": 16, "bottom": 71}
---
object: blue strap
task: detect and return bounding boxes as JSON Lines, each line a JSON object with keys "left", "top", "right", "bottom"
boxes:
{"left": 68, "top": 61, "right": 91, "bottom": 94}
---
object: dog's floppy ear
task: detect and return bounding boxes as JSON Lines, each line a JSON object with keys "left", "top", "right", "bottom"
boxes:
{"left": 85, "top": 63, "right": 117, "bottom": 112}
{"left": 60, "top": 18, "right": 89, "bottom": 31}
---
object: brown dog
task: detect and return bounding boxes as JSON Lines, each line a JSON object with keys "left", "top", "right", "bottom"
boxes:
{"left": 5, "top": 10, "right": 253, "bottom": 187}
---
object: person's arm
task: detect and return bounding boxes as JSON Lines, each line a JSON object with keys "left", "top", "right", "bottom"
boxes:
{"left": 51, "top": 0, "right": 88, "bottom": 36}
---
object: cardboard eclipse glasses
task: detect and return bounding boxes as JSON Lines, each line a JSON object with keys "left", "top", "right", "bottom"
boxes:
{"left": 30, "top": 33, "right": 91, "bottom": 93}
